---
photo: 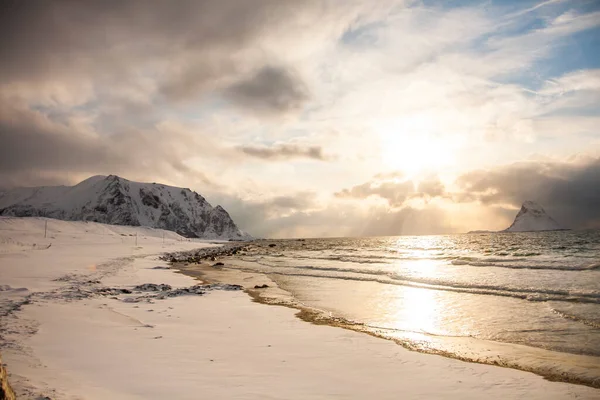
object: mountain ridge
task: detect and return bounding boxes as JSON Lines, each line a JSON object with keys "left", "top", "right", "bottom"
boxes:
{"left": 0, "top": 175, "right": 251, "bottom": 240}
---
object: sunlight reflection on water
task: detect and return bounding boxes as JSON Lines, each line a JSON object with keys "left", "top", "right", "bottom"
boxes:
{"left": 210, "top": 231, "right": 600, "bottom": 385}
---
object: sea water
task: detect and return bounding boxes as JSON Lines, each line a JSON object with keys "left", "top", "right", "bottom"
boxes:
{"left": 209, "top": 231, "right": 600, "bottom": 386}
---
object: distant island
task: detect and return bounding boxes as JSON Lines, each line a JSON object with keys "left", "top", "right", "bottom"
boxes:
{"left": 469, "top": 201, "right": 569, "bottom": 233}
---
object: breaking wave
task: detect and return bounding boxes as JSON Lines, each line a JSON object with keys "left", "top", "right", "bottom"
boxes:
{"left": 235, "top": 259, "right": 600, "bottom": 305}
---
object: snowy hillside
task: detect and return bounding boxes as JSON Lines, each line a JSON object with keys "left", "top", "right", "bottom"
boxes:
{"left": 503, "top": 201, "right": 564, "bottom": 232}
{"left": 0, "top": 175, "right": 251, "bottom": 240}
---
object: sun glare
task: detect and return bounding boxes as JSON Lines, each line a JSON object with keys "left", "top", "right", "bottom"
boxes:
{"left": 378, "top": 115, "right": 455, "bottom": 176}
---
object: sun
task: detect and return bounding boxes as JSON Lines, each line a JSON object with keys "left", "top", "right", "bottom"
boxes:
{"left": 378, "top": 115, "right": 455, "bottom": 176}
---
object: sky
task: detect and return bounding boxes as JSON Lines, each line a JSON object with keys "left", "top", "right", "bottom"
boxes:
{"left": 1, "top": 0, "right": 599, "bottom": 238}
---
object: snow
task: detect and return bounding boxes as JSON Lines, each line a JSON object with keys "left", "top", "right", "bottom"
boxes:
{"left": 1, "top": 217, "right": 596, "bottom": 399}
{"left": 503, "top": 201, "right": 564, "bottom": 232}
{"left": 0, "top": 175, "right": 251, "bottom": 240}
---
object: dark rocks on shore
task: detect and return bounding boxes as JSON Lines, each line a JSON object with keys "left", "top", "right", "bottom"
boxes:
{"left": 161, "top": 243, "right": 250, "bottom": 264}
{"left": 96, "top": 287, "right": 133, "bottom": 295}
{"left": 134, "top": 283, "right": 173, "bottom": 292}
{"left": 253, "top": 284, "right": 269, "bottom": 289}
{"left": 212, "top": 262, "right": 225, "bottom": 267}
{"left": 95, "top": 283, "right": 244, "bottom": 302}
{"left": 268, "top": 244, "right": 276, "bottom": 247}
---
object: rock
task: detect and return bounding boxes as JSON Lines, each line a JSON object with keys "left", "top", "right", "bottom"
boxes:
{"left": 212, "top": 262, "right": 225, "bottom": 267}
{"left": 134, "top": 283, "right": 172, "bottom": 292}
{"left": 212, "top": 284, "right": 243, "bottom": 291}
{"left": 254, "top": 284, "right": 269, "bottom": 289}
{"left": 268, "top": 243, "right": 276, "bottom": 247}
{"left": 162, "top": 243, "right": 250, "bottom": 263}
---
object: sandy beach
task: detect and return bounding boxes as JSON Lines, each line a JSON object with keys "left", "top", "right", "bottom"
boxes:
{"left": 1, "top": 217, "right": 598, "bottom": 399}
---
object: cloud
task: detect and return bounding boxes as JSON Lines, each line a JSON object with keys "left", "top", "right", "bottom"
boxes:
{"left": 1, "top": 0, "right": 598, "bottom": 239}
{"left": 335, "top": 174, "right": 449, "bottom": 207}
{"left": 373, "top": 171, "right": 405, "bottom": 180}
{"left": 224, "top": 66, "right": 309, "bottom": 115}
{"left": 239, "top": 144, "right": 330, "bottom": 161}
{"left": 417, "top": 177, "right": 445, "bottom": 198}
{"left": 0, "top": 0, "right": 365, "bottom": 112}
{"left": 208, "top": 191, "right": 319, "bottom": 237}
{"left": 335, "top": 178, "right": 416, "bottom": 207}
{"left": 0, "top": 99, "right": 214, "bottom": 187}
{"left": 455, "top": 157, "right": 600, "bottom": 229}
{"left": 0, "top": 1, "right": 306, "bottom": 79}
{"left": 540, "top": 69, "right": 600, "bottom": 95}
{"left": 214, "top": 190, "right": 456, "bottom": 238}
{"left": 270, "top": 193, "right": 317, "bottom": 210}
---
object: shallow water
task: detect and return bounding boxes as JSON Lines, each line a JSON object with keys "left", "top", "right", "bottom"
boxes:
{"left": 197, "top": 231, "right": 600, "bottom": 386}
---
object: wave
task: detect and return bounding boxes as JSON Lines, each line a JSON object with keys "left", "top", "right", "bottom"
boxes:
{"left": 255, "top": 252, "right": 599, "bottom": 272}
{"left": 236, "top": 260, "right": 600, "bottom": 305}
{"left": 267, "top": 252, "right": 597, "bottom": 272}
{"left": 450, "top": 259, "right": 600, "bottom": 271}
{"left": 363, "top": 323, "right": 475, "bottom": 339}
{"left": 290, "top": 255, "right": 392, "bottom": 264}
{"left": 551, "top": 308, "right": 600, "bottom": 329}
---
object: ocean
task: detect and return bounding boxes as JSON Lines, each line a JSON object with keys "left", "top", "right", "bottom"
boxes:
{"left": 188, "top": 230, "right": 600, "bottom": 386}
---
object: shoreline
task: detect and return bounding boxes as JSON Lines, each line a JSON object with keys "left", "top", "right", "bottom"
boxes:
{"left": 1, "top": 218, "right": 598, "bottom": 398}
{"left": 170, "top": 247, "right": 600, "bottom": 389}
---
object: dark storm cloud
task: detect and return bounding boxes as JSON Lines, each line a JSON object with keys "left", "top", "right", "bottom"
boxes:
{"left": 0, "top": 1, "right": 298, "bottom": 73}
{"left": 0, "top": 101, "right": 213, "bottom": 187}
{"left": 0, "top": 115, "right": 111, "bottom": 173}
{"left": 160, "top": 60, "right": 240, "bottom": 102}
{"left": 456, "top": 157, "right": 600, "bottom": 229}
{"left": 224, "top": 66, "right": 310, "bottom": 115}
{"left": 0, "top": 0, "right": 317, "bottom": 109}
{"left": 0, "top": 0, "right": 331, "bottom": 188}
{"left": 239, "top": 144, "right": 330, "bottom": 161}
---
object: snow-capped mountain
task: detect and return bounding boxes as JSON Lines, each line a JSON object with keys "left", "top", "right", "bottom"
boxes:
{"left": 503, "top": 201, "right": 564, "bottom": 232}
{"left": 0, "top": 175, "right": 251, "bottom": 240}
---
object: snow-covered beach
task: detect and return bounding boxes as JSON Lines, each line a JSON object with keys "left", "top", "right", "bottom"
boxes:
{"left": 1, "top": 217, "right": 597, "bottom": 399}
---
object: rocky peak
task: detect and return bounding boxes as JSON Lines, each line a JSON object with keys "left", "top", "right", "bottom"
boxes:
{"left": 0, "top": 175, "right": 252, "bottom": 240}
{"left": 503, "top": 201, "right": 564, "bottom": 232}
